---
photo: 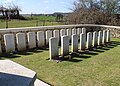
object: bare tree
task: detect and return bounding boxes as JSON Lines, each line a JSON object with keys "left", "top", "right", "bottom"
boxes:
{"left": 68, "top": 0, "right": 120, "bottom": 25}
{"left": 0, "top": 5, "right": 6, "bottom": 17}
{"left": 12, "top": 4, "right": 21, "bottom": 17}
{"left": 8, "top": 3, "right": 21, "bottom": 18}
{"left": 0, "top": 3, "right": 21, "bottom": 20}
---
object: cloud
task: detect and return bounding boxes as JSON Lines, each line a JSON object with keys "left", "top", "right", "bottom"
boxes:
{"left": 3, "top": 0, "right": 14, "bottom": 3}
{"left": 17, "top": 1, "right": 24, "bottom": 6}
{"left": 60, "top": 1, "right": 65, "bottom": 4}
{"left": 51, "top": 0, "right": 55, "bottom": 2}
{"left": 45, "top": 6, "right": 49, "bottom": 9}
{"left": 0, "top": 0, "right": 16, "bottom": 5}
{"left": 43, "top": 0, "right": 49, "bottom": 3}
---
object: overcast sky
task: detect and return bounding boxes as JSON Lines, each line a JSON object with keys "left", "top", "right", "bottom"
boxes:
{"left": 0, "top": 0, "right": 74, "bottom": 14}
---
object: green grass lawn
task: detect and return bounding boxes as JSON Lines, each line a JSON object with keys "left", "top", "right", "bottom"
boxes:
{"left": 0, "top": 19, "right": 63, "bottom": 29}
{"left": 0, "top": 38, "right": 120, "bottom": 86}
{"left": 0, "top": 15, "right": 64, "bottom": 29}
{"left": 34, "top": 15, "right": 56, "bottom": 21}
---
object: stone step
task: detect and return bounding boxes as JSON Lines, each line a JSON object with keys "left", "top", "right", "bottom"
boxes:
{"left": 0, "top": 60, "right": 36, "bottom": 86}
{"left": 34, "top": 79, "right": 50, "bottom": 86}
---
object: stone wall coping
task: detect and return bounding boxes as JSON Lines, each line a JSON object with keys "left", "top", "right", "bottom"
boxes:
{"left": 0, "top": 24, "right": 119, "bottom": 33}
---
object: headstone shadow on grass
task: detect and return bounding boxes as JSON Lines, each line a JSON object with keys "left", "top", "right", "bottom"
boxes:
{"left": 47, "top": 55, "right": 83, "bottom": 63}
{"left": 0, "top": 48, "right": 45, "bottom": 59}
{"left": 47, "top": 40, "right": 120, "bottom": 63}
{"left": 52, "top": 52, "right": 91, "bottom": 62}
{"left": 68, "top": 58, "right": 83, "bottom": 62}
{"left": 97, "top": 46, "right": 110, "bottom": 50}
{"left": 26, "top": 49, "right": 43, "bottom": 53}
{"left": 96, "top": 42, "right": 118, "bottom": 50}
{"left": 92, "top": 49, "right": 104, "bottom": 53}
{"left": 37, "top": 46, "right": 49, "bottom": 51}
{"left": 49, "top": 49, "right": 101, "bottom": 62}
{"left": 59, "top": 55, "right": 83, "bottom": 63}
{"left": 17, "top": 51, "right": 33, "bottom": 55}
{"left": 110, "top": 41, "right": 120, "bottom": 46}
{"left": 0, "top": 53, "right": 20, "bottom": 58}
{"left": 78, "top": 51, "right": 98, "bottom": 56}
{"left": 71, "top": 52, "right": 91, "bottom": 59}
{"left": 85, "top": 52, "right": 98, "bottom": 55}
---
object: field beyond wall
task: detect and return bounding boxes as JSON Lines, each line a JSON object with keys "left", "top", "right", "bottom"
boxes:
{"left": 0, "top": 16, "right": 64, "bottom": 29}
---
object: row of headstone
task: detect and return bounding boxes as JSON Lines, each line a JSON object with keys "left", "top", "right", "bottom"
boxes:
{"left": 2, "top": 32, "right": 44, "bottom": 53}
{"left": 0, "top": 28, "right": 85, "bottom": 53}
{"left": 49, "top": 28, "right": 86, "bottom": 60}
{"left": 49, "top": 30, "right": 110, "bottom": 60}
{"left": 0, "top": 28, "right": 110, "bottom": 54}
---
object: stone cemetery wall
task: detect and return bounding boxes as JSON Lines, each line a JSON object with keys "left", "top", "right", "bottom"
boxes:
{"left": 0, "top": 24, "right": 117, "bottom": 54}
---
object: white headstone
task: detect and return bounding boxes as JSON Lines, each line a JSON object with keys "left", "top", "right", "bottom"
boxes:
{"left": 102, "top": 30, "right": 107, "bottom": 44}
{"left": 106, "top": 30, "right": 110, "bottom": 43}
{"left": 27, "top": 32, "right": 36, "bottom": 49}
{"left": 86, "top": 32, "right": 92, "bottom": 49}
{"left": 4, "top": 34, "right": 15, "bottom": 53}
{"left": 61, "top": 36, "right": 69, "bottom": 56}
{"left": 82, "top": 28, "right": 86, "bottom": 34}
{"left": 49, "top": 37, "right": 59, "bottom": 60}
{"left": 77, "top": 28, "right": 82, "bottom": 34}
{"left": 0, "top": 35, "right": 2, "bottom": 54}
{"left": 72, "top": 28, "right": 76, "bottom": 35}
{"left": 53, "top": 30, "right": 60, "bottom": 41}
{"left": 93, "top": 31, "right": 98, "bottom": 47}
{"left": 16, "top": 33, "right": 26, "bottom": 51}
{"left": 37, "top": 31, "right": 45, "bottom": 47}
{"left": 71, "top": 34, "right": 78, "bottom": 52}
{"left": 46, "top": 30, "right": 52, "bottom": 45}
{"left": 67, "top": 29, "right": 71, "bottom": 41}
{"left": 80, "top": 33, "right": 86, "bottom": 50}
{"left": 0, "top": 41, "right": 2, "bottom": 54}
{"left": 60, "top": 29, "right": 66, "bottom": 36}
{"left": 98, "top": 31, "right": 102, "bottom": 46}
{"left": 77, "top": 28, "right": 82, "bottom": 39}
